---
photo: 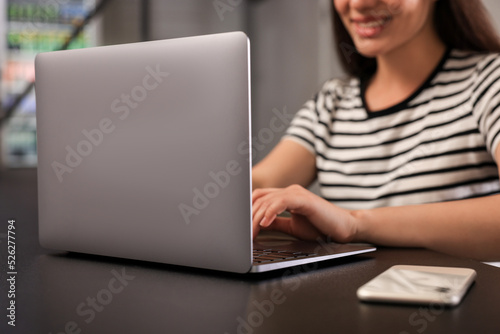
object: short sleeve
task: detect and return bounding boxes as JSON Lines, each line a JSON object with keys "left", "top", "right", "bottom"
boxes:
{"left": 282, "top": 97, "right": 319, "bottom": 154}
{"left": 471, "top": 54, "right": 500, "bottom": 161}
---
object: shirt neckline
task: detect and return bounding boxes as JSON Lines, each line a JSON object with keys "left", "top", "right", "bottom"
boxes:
{"left": 360, "top": 48, "right": 451, "bottom": 118}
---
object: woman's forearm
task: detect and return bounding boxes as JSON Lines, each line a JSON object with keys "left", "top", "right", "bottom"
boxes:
{"left": 351, "top": 195, "right": 500, "bottom": 261}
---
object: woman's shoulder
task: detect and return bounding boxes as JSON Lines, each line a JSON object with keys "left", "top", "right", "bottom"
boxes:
{"left": 317, "top": 76, "right": 361, "bottom": 100}
{"left": 446, "top": 49, "right": 500, "bottom": 74}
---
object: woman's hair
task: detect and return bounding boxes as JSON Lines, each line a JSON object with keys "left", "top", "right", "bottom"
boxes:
{"left": 333, "top": 0, "right": 500, "bottom": 78}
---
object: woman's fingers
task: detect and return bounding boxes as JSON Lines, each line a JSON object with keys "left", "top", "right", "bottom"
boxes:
{"left": 262, "top": 216, "right": 324, "bottom": 241}
{"left": 251, "top": 185, "right": 357, "bottom": 243}
{"left": 252, "top": 188, "right": 285, "bottom": 227}
{"left": 252, "top": 186, "right": 312, "bottom": 239}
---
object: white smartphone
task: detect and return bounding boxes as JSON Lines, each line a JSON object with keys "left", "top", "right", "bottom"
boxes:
{"left": 357, "top": 265, "right": 476, "bottom": 306}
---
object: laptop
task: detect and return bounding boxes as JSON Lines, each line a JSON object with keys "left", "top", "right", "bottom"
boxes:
{"left": 35, "top": 31, "right": 375, "bottom": 273}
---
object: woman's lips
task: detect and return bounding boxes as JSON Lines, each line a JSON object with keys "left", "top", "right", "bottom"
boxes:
{"left": 351, "top": 16, "right": 392, "bottom": 38}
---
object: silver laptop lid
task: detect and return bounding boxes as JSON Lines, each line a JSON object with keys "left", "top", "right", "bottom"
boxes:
{"left": 35, "top": 32, "right": 253, "bottom": 273}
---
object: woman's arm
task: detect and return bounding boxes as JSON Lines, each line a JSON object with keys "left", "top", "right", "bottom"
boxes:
{"left": 252, "top": 146, "right": 500, "bottom": 262}
{"left": 252, "top": 139, "right": 316, "bottom": 189}
{"left": 352, "top": 195, "right": 500, "bottom": 261}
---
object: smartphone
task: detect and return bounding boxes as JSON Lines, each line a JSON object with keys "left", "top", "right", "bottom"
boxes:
{"left": 357, "top": 265, "right": 476, "bottom": 306}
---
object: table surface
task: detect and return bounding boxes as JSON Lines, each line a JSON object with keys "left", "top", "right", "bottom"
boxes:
{"left": 1, "top": 169, "right": 500, "bottom": 334}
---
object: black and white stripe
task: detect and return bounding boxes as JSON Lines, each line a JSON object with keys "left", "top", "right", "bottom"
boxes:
{"left": 285, "top": 49, "right": 500, "bottom": 209}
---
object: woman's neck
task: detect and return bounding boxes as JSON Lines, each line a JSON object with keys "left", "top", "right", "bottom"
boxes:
{"left": 365, "top": 28, "right": 446, "bottom": 112}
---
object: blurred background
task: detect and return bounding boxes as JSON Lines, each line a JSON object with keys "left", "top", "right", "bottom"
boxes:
{"left": 1, "top": 0, "right": 500, "bottom": 170}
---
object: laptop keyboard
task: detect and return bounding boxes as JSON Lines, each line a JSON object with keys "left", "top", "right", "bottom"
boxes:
{"left": 253, "top": 249, "right": 318, "bottom": 265}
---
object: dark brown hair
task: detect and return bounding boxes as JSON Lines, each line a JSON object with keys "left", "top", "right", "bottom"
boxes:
{"left": 333, "top": 0, "right": 500, "bottom": 78}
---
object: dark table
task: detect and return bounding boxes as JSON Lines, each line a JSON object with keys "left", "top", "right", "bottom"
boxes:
{"left": 1, "top": 169, "right": 500, "bottom": 334}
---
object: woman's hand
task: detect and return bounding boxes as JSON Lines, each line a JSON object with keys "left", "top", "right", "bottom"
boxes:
{"left": 252, "top": 184, "right": 358, "bottom": 242}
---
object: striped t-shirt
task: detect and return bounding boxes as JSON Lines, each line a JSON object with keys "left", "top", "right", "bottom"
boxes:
{"left": 284, "top": 49, "right": 500, "bottom": 209}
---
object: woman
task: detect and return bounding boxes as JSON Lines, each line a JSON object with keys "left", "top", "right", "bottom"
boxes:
{"left": 251, "top": 0, "right": 500, "bottom": 261}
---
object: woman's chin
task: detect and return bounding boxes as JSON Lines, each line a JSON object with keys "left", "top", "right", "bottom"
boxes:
{"left": 353, "top": 45, "right": 384, "bottom": 59}
{"left": 351, "top": 38, "right": 392, "bottom": 59}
